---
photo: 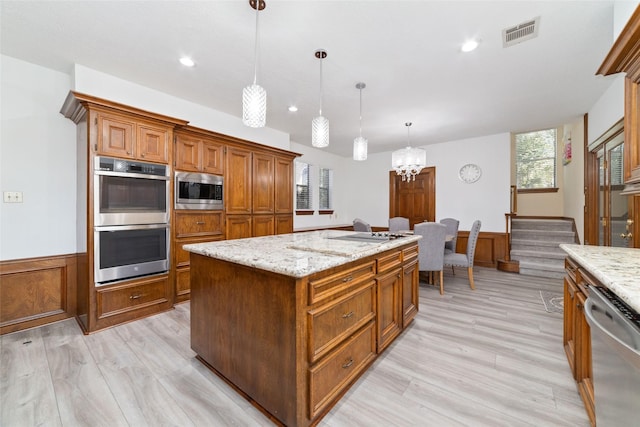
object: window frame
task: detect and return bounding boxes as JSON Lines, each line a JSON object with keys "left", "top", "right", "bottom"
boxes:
{"left": 294, "top": 161, "right": 314, "bottom": 215}
{"left": 515, "top": 128, "right": 559, "bottom": 193}
{"left": 318, "top": 167, "right": 333, "bottom": 215}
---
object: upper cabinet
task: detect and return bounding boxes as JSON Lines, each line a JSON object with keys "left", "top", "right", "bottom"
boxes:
{"left": 597, "top": 6, "right": 640, "bottom": 187}
{"left": 175, "top": 128, "right": 224, "bottom": 175}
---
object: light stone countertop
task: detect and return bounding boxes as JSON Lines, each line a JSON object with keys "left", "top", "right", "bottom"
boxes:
{"left": 560, "top": 244, "right": 640, "bottom": 314}
{"left": 183, "top": 230, "right": 421, "bottom": 279}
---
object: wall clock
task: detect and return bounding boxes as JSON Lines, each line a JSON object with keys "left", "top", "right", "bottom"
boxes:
{"left": 459, "top": 163, "right": 482, "bottom": 183}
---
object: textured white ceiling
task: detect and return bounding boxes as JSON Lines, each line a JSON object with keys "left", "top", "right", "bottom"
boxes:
{"left": 1, "top": 1, "right": 616, "bottom": 157}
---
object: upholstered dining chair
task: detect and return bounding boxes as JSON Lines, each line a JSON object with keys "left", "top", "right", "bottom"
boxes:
{"left": 414, "top": 222, "right": 448, "bottom": 295}
{"left": 443, "top": 220, "right": 481, "bottom": 290}
{"left": 440, "top": 218, "right": 459, "bottom": 255}
{"left": 353, "top": 218, "right": 372, "bottom": 232}
{"left": 388, "top": 216, "right": 410, "bottom": 234}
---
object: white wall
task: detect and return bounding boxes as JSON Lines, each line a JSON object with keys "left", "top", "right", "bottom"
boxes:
{"left": 562, "top": 118, "right": 586, "bottom": 243}
{"left": 1, "top": 55, "right": 77, "bottom": 260}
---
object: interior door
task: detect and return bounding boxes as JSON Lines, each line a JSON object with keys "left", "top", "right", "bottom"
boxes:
{"left": 389, "top": 167, "right": 435, "bottom": 229}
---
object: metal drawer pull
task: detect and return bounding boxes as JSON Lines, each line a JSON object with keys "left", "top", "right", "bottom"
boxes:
{"left": 342, "top": 275, "right": 353, "bottom": 283}
{"left": 130, "top": 293, "right": 142, "bottom": 300}
{"left": 342, "top": 311, "right": 354, "bottom": 318}
{"left": 195, "top": 221, "right": 205, "bottom": 225}
{"left": 342, "top": 358, "right": 354, "bottom": 369}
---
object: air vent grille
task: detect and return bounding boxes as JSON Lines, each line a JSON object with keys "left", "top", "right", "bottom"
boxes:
{"left": 503, "top": 17, "right": 540, "bottom": 48}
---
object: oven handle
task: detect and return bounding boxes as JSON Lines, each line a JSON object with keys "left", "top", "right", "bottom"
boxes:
{"left": 95, "top": 224, "right": 169, "bottom": 232}
{"left": 95, "top": 170, "right": 169, "bottom": 180}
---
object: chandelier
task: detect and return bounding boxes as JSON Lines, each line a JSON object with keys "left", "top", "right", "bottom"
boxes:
{"left": 242, "top": 0, "right": 267, "bottom": 128}
{"left": 392, "top": 122, "right": 426, "bottom": 181}
{"left": 353, "top": 82, "right": 367, "bottom": 161}
{"left": 312, "top": 49, "right": 329, "bottom": 148}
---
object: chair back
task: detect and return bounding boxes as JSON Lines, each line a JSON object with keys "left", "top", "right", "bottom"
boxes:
{"left": 353, "top": 218, "right": 372, "bottom": 232}
{"left": 440, "top": 218, "right": 459, "bottom": 252}
{"left": 414, "top": 222, "right": 447, "bottom": 272}
{"left": 389, "top": 217, "right": 410, "bottom": 233}
{"left": 465, "top": 220, "right": 482, "bottom": 265}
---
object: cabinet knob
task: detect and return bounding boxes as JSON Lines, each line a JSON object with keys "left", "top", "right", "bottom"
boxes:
{"left": 342, "top": 311, "right": 354, "bottom": 319}
{"left": 196, "top": 221, "right": 205, "bottom": 225}
{"left": 342, "top": 275, "right": 353, "bottom": 283}
{"left": 130, "top": 293, "right": 142, "bottom": 300}
{"left": 342, "top": 358, "right": 354, "bottom": 369}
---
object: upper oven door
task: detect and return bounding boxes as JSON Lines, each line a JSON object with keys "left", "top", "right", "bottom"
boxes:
{"left": 175, "top": 172, "right": 223, "bottom": 210}
{"left": 95, "top": 171, "right": 170, "bottom": 226}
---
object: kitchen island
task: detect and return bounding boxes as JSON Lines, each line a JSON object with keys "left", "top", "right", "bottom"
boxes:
{"left": 184, "top": 230, "right": 421, "bottom": 427}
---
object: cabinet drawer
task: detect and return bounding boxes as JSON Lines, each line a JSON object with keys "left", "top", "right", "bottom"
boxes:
{"left": 565, "top": 257, "right": 578, "bottom": 282}
{"left": 308, "top": 261, "right": 376, "bottom": 305}
{"left": 309, "top": 321, "right": 376, "bottom": 419}
{"left": 308, "top": 281, "right": 376, "bottom": 363}
{"left": 97, "top": 276, "right": 169, "bottom": 319}
{"left": 402, "top": 244, "right": 418, "bottom": 262}
{"left": 175, "top": 236, "right": 222, "bottom": 267}
{"left": 175, "top": 211, "right": 224, "bottom": 238}
{"left": 377, "top": 250, "right": 402, "bottom": 273}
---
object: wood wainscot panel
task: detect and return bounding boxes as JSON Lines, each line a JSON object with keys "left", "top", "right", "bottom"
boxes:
{"left": 0, "top": 254, "right": 77, "bottom": 335}
{"left": 455, "top": 231, "right": 507, "bottom": 268}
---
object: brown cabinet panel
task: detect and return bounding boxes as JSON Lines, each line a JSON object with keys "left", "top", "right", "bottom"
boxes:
{"left": 308, "top": 261, "right": 376, "bottom": 305}
{"left": 253, "top": 214, "right": 275, "bottom": 237}
{"left": 225, "top": 147, "right": 252, "bottom": 214}
{"left": 307, "top": 281, "right": 376, "bottom": 363}
{"left": 377, "top": 250, "right": 402, "bottom": 273}
{"left": 96, "top": 275, "right": 169, "bottom": 319}
{"left": 175, "top": 132, "right": 224, "bottom": 174}
{"left": 175, "top": 268, "right": 191, "bottom": 302}
{"left": 98, "top": 113, "right": 136, "bottom": 158}
{"left": 275, "top": 156, "right": 293, "bottom": 214}
{"left": 402, "top": 258, "right": 419, "bottom": 327}
{"left": 201, "top": 141, "right": 224, "bottom": 175}
{"left": 376, "top": 268, "right": 402, "bottom": 352}
{"left": 226, "top": 214, "right": 252, "bottom": 240}
{"left": 175, "top": 134, "right": 201, "bottom": 171}
{"left": 253, "top": 153, "right": 275, "bottom": 214}
{"left": 275, "top": 214, "right": 293, "bottom": 235}
{"left": 175, "top": 211, "right": 224, "bottom": 238}
{"left": 137, "top": 123, "right": 169, "bottom": 163}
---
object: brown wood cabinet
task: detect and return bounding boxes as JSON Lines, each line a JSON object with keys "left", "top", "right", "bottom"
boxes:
{"left": 189, "top": 239, "right": 419, "bottom": 427}
{"left": 563, "top": 257, "right": 595, "bottom": 426}
{"left": 174, "top": 128, "right": 224, "bottom": 175}
{"left": 97, "top": 110, "right": 172, "bottom": 163}
{"left": 60, "top": 91, "right": 187, "bottom": 333}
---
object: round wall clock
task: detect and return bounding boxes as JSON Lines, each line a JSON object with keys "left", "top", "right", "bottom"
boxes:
{"left": 459, "top": 163, "right": 482, "bottom": 183}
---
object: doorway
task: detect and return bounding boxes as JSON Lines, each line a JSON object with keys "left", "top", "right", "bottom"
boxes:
{"left": 389, "top": 167, "right": 435, "bottom": 228}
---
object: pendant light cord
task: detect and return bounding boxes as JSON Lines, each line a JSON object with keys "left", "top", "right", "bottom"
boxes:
{"left": 406, "top": 122, "right": 412, "bottom": 147}
{"left": 319, "top": 55, "right": 323, "bottom": 116}
{"left": 358, "top": 87, "right": 363, "bottom": 137}
{"left": 252, "top": 3, "right": 260, "bottom": 85}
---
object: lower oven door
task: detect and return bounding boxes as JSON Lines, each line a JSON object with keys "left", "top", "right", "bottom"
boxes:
{"left": 94, "top": 224, "right": 169, "bottom": 285}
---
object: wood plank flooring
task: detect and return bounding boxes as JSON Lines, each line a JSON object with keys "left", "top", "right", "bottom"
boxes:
{"left": 1, "top": 267, "right": 589, "bottom": 426}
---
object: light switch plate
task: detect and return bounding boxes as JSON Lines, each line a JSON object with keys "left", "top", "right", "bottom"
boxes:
{"left": 3, "top": 191, "right": 23, "bottom": 203}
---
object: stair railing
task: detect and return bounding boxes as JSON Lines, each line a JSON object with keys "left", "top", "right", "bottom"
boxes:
{"left": 504, "top": 185, "right": 518, "bottom": 261}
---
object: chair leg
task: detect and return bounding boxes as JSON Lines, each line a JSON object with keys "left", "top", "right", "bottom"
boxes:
{"left": 451, "top": 265, "right": 455, "bottom": 275}
{"left": 468, "top": 266, "right": 475, "bottom": 290}
{"left": 439, "top": 270, "right": 444, "bottom": 295}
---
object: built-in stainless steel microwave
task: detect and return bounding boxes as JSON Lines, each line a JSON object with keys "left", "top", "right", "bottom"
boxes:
{"left": 175, "top": 172, "right": 224, "bottom": 210}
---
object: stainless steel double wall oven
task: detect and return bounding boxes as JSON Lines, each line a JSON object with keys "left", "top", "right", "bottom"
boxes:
{"left": 93, "top": 156, "right": 170, "bottom": 284}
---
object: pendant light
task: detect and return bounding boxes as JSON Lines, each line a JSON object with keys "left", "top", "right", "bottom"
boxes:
{"left": 353, "top": 82, "right": 368, "bottom": 161}
{"left": 312, "top": 49, "right": 329, "bottom": 148}
{"left": 392, "top": 122, "right": 427, "bottom": 182}
{"left": 242, "top": 0, "right": 267, "bottom": 128}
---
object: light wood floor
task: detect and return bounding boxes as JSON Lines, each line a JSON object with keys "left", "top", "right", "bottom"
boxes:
{"left": 1, "top": 267, "right": 589, "bottom": 426}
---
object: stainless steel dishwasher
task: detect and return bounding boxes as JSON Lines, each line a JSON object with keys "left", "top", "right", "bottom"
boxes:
{"left": 584, "top": 286, "right": 640, "bottom": 426}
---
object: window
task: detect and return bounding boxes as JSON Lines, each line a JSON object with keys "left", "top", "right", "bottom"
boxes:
{"left": 295, "top": 161, "right": 312, "bottom": 213}
{"left": 515, "top": 128, "right": 557, "bottom": 190}
{"left": 318, "top": 168, "right": 333, "bottom": 214}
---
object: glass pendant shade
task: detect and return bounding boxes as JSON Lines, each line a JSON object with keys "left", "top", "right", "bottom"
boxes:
{"left": 242, "top": 83, "right": 267, "bottom": 128}
{"left": 353, "top": 136, "right": 368, "bottom": 161}
{"left": 392, "top": 146, "right": 427, "bottom": 181}
{"left": 312, "top": 115, "right": 330, "bottom": 148}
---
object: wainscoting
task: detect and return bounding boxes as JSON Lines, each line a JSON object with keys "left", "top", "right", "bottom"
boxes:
{"left": 0, "top": 254, "right": 77, "bottom": 335}
{"left": 455, "top": 230, "right": 507, "bottom": 268}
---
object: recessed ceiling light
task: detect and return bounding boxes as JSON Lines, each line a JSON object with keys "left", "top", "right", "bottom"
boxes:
{"left": 461, "top": 39, "right": 479, "bottom": 52}
{"left": 288, "top": 105, "right": 298, "bottom": 112}
{"left": 179, "top": 57, "right": 195, "bottom": 67}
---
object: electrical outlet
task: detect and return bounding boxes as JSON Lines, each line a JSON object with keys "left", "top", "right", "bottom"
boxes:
{"left": 3, "top": 191, "right": 23, "bottom": 203}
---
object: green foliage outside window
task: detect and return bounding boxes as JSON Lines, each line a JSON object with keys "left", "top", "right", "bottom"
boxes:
{"left": 515, "top": 129, "right": 557, "bottom": 189}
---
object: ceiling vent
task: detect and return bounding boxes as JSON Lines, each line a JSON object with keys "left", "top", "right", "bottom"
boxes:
{"left": 503, "top": 16, "right": 540, "bottom": 48}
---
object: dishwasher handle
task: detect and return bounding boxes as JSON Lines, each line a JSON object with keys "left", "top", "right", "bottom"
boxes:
{"left": 585, "top": 296, "right": 640, "bottom": 370}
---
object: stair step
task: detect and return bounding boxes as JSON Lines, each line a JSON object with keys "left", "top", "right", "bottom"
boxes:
{"left": 511, "top": 249, "right": 566, "bottom": 260}
{"left": 518, "top": 259, "right": 566, "bottom": 279}
{"left": 511, "top": 229, "right": 576, "bottom": 243}
{"left": 511, "top": 219, "right": 574, "bottom": 232}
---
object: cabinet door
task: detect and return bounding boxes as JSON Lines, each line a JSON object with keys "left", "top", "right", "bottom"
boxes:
{"left": 137, "top": 123, "right": 169, "bottom": 163}
{"left": 253, "top": 153, "right": 275, "bottom": 214}
{"left": 275, "top": 156, "right": 293, "bottom": 214}
{"left": 226, "top": 147, "right": 252, "bottom": 214}
{"left": 253, "top": 215, "right": 275, "bottom": 237}
{"left": 226, "top": 214, "right": 252, "bottom": 240}
{"left": 401, "top": 258, "right": 419, "bottom": 327}
{"left": 98, "top": 113, "right": 136, "bottom": 158}
{"left": 202, "top": 140, "right": 224, "bottom": 175}
{"left": 563, "top": 276, "right": 577, "bottom": 378}
{"left": 275, "top": 214, "right": 293, "bottom": 235}
{"left": 175, "top": 134, "right": 201, "bottom": 172}
{"left": 376, "top": 268, "right": 402, "bottom": 352}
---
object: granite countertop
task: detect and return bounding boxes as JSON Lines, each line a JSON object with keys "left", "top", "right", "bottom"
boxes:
{"left": 183, "top": 230, "right": 421, "bottom": 278}
{"left": 560, "top": 244, "right": 640, "bottom": 314}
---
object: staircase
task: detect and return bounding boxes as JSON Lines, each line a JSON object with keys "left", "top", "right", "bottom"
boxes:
{"left": 510, "top": 218, "right": 577, "bottom": 279}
